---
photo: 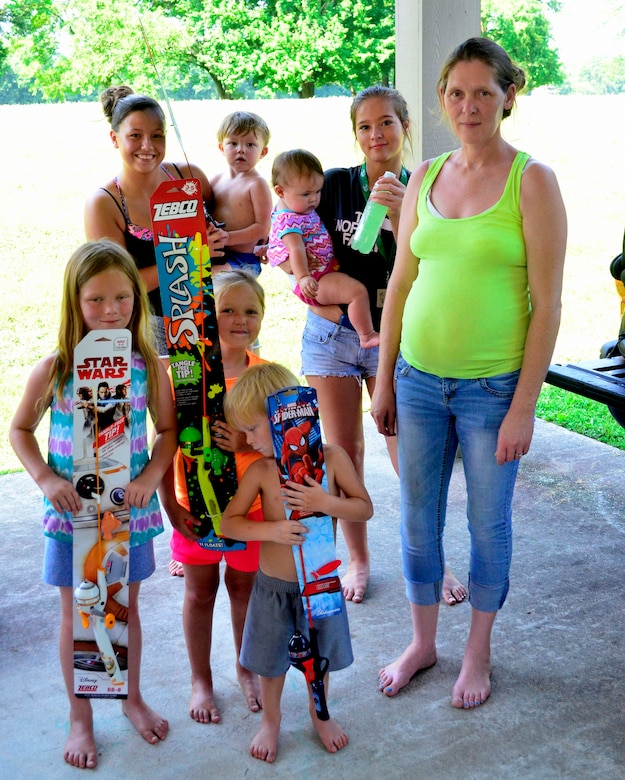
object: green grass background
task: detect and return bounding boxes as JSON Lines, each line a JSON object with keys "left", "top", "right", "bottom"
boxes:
{"left": 2, "top": 94, "right": 625, "bottom": 473}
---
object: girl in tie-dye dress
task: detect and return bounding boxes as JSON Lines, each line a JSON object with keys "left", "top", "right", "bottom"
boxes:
{"left": 10, "top": 240, "right": 177, "bottom": 770}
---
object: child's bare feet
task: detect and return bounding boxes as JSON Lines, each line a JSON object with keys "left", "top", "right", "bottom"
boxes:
{"left": 189, "top": 678, "right": 221, "bottom": 723}
{"left": 342, "top": 560, "right": 369, "bottom": 603}
{"left": 250, "top": 717, "right": 280, "bottom": 763}
{"left": 378, "top": 642, "right": 437, "bottom": 697}
{"left": 359, "top": 331, "right": 380, "bottom": 349}
{"left": 452, "top": 654, "right": 492, "bottom": 709}
{"left": 443, "top": 569, "right": 467, "bottom": 605}
{"left": 168, "top": 559, "right": 184, "bottom": 577}
{"left": 64, "top": 713, "right": 98, "bottom": 769}
{"left": 237, "top": 662, "right": 262, "bottom": 713}
{"left": 122, "top": 697, "right": 169, "bottom": 742}
{"left": 312, "top": 716, "right": 349, "bottom": 753}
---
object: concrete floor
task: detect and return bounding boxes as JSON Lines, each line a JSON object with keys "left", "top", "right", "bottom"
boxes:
{"left": 1, "top": 416, "right": 624, "bottom": 779}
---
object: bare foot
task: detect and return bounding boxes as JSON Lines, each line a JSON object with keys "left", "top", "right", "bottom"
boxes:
{"left": 189, "top": 678, "right": 221, "bottom": 724}
{"left": 378, "top": 642, "right": 437, "bottom": 697}
{"left": 122, "top": 697, "right": 169, "bottom": 743}
{"left": 250, "top": 717, "right": 280, "bottom": 763}
{"left": 64, "top": 714, "right": 98, "bottom": 769}
{"left": 342, "top": 560, "right": 369, "bottom": 603}
{"left": 168, "top": 559, "right": 184, "bottom": 577}
{"left": 359, "top": 331, "right": 380, "bottom": 349}
{"left": 443, "top": 569, "right": 467, "bottom": 606}
{"left": 312, "top": 716, "right": 349, "bottom": 753}
{"left": 237, "top": 662, "right": 262, "bottom": 713}
{"left": 452, "top": 655, "right": 492, "bottom": 709}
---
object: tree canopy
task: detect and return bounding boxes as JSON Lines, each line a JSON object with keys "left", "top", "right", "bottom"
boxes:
{"left": 481, "top": 0, "right": 565, "bottom": 90}
{"left": 1, "top": 0, "right": 394, "bottom": 101}
{"left": 0, "top": 0, "right": 575, "bottom": 103}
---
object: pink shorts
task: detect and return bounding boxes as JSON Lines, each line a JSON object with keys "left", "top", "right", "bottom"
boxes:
{"left": 170, "top": 508, "right": 262, "bottom": 572}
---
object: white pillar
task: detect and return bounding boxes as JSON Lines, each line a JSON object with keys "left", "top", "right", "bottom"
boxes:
{"left": 395, "top": 0, "right": 481, "bottom": 165}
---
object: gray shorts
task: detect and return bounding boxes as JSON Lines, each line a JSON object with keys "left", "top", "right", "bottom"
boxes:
{"left": 240, "top": 569, "right": 353, "bottom": 678}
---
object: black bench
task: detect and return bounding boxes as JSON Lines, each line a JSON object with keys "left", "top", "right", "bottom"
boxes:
{"left": 546, "top": 356, "right": 625, "bottom": 413}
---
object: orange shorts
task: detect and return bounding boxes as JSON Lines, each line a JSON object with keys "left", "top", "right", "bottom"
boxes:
{"left": 170, "top": 508, "right": 262, "bottom": 572}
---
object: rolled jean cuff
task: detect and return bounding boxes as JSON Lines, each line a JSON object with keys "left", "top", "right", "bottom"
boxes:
{"left": 405, "top": 578, "right": 442, "bottom": 607}
{"left": 468, "top": 577, "right": 510, "bottom": 613}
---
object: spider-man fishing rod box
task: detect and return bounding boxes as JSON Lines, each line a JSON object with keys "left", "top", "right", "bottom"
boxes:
{"left": 266, "top": 385, "right": 343, "bottom": 620}
{"left": 150, "top": 178, "right": 241, "bottom": 551}
{"left": 72, "top": 329, "right": 132, "bottom": 697}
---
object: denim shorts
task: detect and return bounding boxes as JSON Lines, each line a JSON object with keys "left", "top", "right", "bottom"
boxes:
{"left": 301, "top": 310, "right": 379, "bottom": 380}
{"left": 395, "top": 354, "right": 521, "bottom": 612}
{"left": 43, "top": 536, "right": 156, "bottom": 587}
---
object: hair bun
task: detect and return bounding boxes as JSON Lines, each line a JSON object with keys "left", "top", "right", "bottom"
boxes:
{"left": 100, "top": 85, "right": 135, "bottom": 123}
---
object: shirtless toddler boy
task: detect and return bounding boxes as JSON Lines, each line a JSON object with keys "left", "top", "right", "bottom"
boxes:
{"left": 211, "top": 112, "right": 273, "bottom": 276}
{"left": 221, "top": 362, "right": 372, "bottom": 763}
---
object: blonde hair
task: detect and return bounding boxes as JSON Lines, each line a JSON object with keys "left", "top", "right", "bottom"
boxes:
{"left": 49, "top": 240, "right": 159, "bottom": 412}
{"left": 271, "top": 149, "right": 324, "bottom": 188}
{"left": 216, "top": 111, "right": 271, "bottom": 146}
{"left": 224, "top": 362, "right": 299, "bottom": 429}
{"left": 213, "top": 269, "right": 265, "bottom": 316}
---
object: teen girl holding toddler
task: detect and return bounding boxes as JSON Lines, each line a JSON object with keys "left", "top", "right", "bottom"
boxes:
{"left": 10, "top": 240, "right": 178, "bottom": 769}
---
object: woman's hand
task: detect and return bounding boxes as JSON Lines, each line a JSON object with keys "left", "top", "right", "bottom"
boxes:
{"left": 371, "top": 381, "right": 397, "bottom": 437}
{"left": 369, "top": 172, "right": 407, "bottom": 224}
{"left": 495, "top": 407, "right": 535, "bottom": 466}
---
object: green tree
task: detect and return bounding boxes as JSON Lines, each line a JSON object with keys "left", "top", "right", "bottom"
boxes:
{"left": 149, "top": 0, "right": 263, "bottom": 99}
{"left": 1, "top": 0, "right": 396, "bottom": 101}
{"left": 253, "top": 0, "right": 394, "bottom": 98}
{"left": 481, "top": 0, "right": 565, "bottom": 90}
{"left": 3, "top": 0, "right": 190, "bottom": 100}
{"left": 579, "top": 56, "right": 625, "bottom": 94}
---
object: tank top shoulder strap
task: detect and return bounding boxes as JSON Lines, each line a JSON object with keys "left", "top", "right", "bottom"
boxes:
{"left": 100, "top": 184, "right": 128, "bottom": 223}
{"left": 161, "top": 163, "right": 184, "bottom": 180}
{"left": 506, "top": 151, "right": 531, "bottom": 210}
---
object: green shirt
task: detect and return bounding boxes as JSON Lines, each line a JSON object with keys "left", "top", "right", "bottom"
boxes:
{"left": 401, "top": 150, "right": 531, "bottom": 379}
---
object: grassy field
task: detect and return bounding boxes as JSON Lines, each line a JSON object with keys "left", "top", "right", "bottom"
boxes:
{"left": 2, "top": 94, "right": 625, "bottom": 472}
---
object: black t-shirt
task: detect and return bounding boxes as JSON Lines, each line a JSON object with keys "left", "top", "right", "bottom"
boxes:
{"left": 316, "top": 166, "right": 400, "bottom": 331}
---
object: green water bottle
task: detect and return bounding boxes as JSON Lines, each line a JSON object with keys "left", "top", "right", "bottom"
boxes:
{"left": 351, "top": 170, "right": 396, "bottom": 254}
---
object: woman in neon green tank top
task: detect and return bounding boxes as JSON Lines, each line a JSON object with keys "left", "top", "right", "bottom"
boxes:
{"left": 371, "top": 38, "right": 567, "bottom": 710}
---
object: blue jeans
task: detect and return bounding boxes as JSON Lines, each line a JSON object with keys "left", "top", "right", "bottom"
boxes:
{"left": 395, "top": 354, "right": 520, "bottom": 612}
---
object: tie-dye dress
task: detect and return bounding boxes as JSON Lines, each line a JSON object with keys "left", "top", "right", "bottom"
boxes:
{"left": 43, "top": 351, "right": 163, "bottom": 548}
